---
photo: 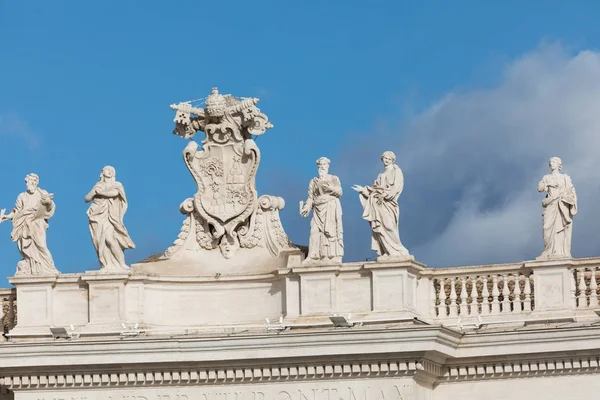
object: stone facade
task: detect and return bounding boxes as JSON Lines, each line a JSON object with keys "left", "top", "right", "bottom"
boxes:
{"left": 3, "top": 256, "right": 600, "bottom": 400}
{"left": 0, "top": 89, "right": 598, "bottom": 400}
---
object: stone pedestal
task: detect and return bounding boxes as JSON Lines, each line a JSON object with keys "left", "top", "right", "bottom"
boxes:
{"left": 81, "top": 272, "right": 132, "bottom": 333}
{"left": 7, "top": 274, "right": 87, "bottom": 338}
{"left": 279, "top": 259, "right": 425, "bottom": 323}
{"left": 6, "top": 258, "right": 428, "bottom": 338}
{"left": 366, "top": 259, "right": 421, "bottom": 314}
{"left": 525, "top": 258, "right": 578, "bottom": 321}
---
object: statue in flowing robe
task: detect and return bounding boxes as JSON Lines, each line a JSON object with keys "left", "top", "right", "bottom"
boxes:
{"left": 0, "top": 173, "right": 58, "bottom": 276}
{"left": 352, "top": 151, "right": 411, "bottom": 261}
{"left": 85, "top": 166, "right": 135, "bottom": 271}
{"left": 537, "top": 157, "right": 577, "bottom": 260}
{"left": 300, "top": 157, "right": 344, "bottom": 264}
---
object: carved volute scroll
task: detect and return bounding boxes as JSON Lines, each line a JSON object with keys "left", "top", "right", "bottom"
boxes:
{"left": 158, "top": 88, "right": 297, "bottom": 271}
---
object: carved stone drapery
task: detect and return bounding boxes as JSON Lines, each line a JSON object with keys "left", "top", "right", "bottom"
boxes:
{"left": 152, "top": 88, "right": 298, "bottom": 272}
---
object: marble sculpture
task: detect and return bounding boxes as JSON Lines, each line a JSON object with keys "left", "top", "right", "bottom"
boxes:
{"left": 300, "top": 157, "right": 344, "bottom": 265}
{"left": 537, "top": 156, "right": 577, "bottom": 260}
{"left": 85, "top": 165, "right": 136, "bottom": 271}
{"left": 0, "top": 87, "right": 584, "bottom": 276}
{"left": 159, "top": 87, "right": 297, "bottom": 271}
{"left": 352, "top": 151, "right": 411, "bottom": 261}
{"left": 0, "top": 173, "right": 58, "bottom": 276}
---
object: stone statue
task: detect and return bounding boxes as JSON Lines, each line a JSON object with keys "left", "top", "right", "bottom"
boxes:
{"left": 352, "top": 151, "right": 411, "bottom": 262}
{"left": 537, "top": 156, "right": 577, "bottom": 260}
{"left": 300, "top": 157, "right": 344, "bottom": 265}
{"left": 85, "top": 166, "right": 135, "bottom": 271}
{"left": 0, "top": 173, "right": 58, "bottom": 276}
{"left": 152, "top": 87, "right": 298, "bottom": 273}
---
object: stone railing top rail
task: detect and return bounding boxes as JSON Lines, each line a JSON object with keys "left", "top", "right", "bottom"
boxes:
{"left": 4, "top": 255, "right": 600, "bottom": 287}
{"left": 421, "top": 256, "right": 600, "bottom": 277}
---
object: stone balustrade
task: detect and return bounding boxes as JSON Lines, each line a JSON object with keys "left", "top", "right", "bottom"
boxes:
{"left": 0, "top": 288, "right": 16, "bottom": 335}
{"left": 4, "top": 256, "right": 600, "bottom": 340}
{"left": 573, "top": 265, "right": 600, "bottom": 309}
{"left": 426, "top": 264, "right": 535, "bottom": 320}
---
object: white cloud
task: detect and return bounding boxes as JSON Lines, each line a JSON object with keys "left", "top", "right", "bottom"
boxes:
{"left": 0, "top": 113, "right": 40, "bottom": 150}
{"left": 393, "top": 44, "right": 600, "bottom": 266}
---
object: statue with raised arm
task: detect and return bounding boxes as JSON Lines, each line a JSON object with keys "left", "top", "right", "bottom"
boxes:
{"left": 352, "top": 151, "right": 411, "bottom": 262}
{"left": 537, "top": 157, "right": 577, "bottom": 260}
{"left": 85, "top": 166, "right": 135, "bottom": 271}
{"left": 0, "top": 173, "right": 59, "bottom": 276}
{"left": 300, "top": 157, "right": 344, "bottom": 265}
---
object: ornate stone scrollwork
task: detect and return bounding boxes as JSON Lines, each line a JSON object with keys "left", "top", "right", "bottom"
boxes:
{"left": 160, "top": 88, "right": 297, "bottom": 270}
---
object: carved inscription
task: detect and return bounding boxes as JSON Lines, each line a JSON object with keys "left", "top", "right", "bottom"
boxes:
{"left": 33, "top": 384, "right": 413, "bottom": 400}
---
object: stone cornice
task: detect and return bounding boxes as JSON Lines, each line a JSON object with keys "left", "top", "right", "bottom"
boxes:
{"left": 3, "top": 352, "right": 600, "bottom": 390}
{"left": 3, "top": 325, "right": 600, "bottom": 388}
{"left": 455, "top": 324, "right": 600, "bottom": 357}
{"left": 443, "top": 353, "right": 600, "bottom": 382}
{"left": 4, "top": 324, "right": 600, "bottom": 370}
{"left": 0, "top": 359, "right": 435, "bottom": 390}
{"left": 0, "top": 326, "right": 461, "bottom": 369}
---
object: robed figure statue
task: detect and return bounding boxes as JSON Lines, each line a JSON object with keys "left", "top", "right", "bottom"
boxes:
{"left": 85, "top": 166, "right": 135, "bottom": 271}
{"left": 352, "top": 151, "right": 411, "bottom": 261}
{"left": 300, "top": 157, "right": 344, "bottom": 265}
{"left": 0, "top": 173, "right": 58, "bottom": 276}
{"left": 537, "top": 157, "right": 577, "bottom": 260}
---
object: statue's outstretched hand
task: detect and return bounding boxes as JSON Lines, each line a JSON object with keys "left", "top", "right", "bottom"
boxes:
{"left": 300, "top": 206, "right": 310, "bottom": 217}
{"left": 351, "top": 184, "right": 364, "bottom": 193}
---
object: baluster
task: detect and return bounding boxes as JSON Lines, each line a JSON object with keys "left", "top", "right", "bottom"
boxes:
{"left": 430, "top": 279, "right": 438, "bottom": 317}
{"left": 7, "top": 294, "right": 15, "bottom": 329}
{"left": 481, "top": 276, "right": 490, "bottom": 315}
{"left": 590, "top": 268, "right": 599, "bottom": 308}
{"left": 571, "top": 268, "right": 578, "bottom": 308}
{"left": 578, "top": 268, "right": 588, "bottom": 309}
{"left": 491, "top": 275, "right": 500, "bottom": 315}
{"left": 513, "top": 274, "right": 522, "bottom": 313}
{"left": 460, "top": 277, "right": 469, "bottom": 316}
{"left": 449, "top": 278, "right": 458, "bottom": 317}
{"left": 501, "top": 274, "right": 510, "bottom": 313}
{"left": 439, "top": 278, "right": 448, "bottom": 317}
{"left": 0, "top": 298, "right": 4, "bottom": 326}
{"left": 470, "top": 276, "right": 478, "bottom": 315}
{"left": 523, "top": 274, "right": 532, "bottom": 312}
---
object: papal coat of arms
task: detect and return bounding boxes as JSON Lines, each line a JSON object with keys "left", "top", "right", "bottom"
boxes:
{"left": 157, "top": 88, "right": 298, "bottom": 270}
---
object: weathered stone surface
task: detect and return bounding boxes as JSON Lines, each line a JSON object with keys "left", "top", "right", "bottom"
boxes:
{"left": 85, "top": 166, "right": 135, "bottom": 272}
{"left": 0, "top": 174, "right": 58, "bottom": 276}
{"left": 300, "top": 157, "right": 344, "bottom": 265}
{"left": 352, "top": 151, "right": 412, "bottom": 262}
{"left": 141, "top": 88, "right": 299, "bottom": 274}
{"left": 537, "top": 156, "right": 577, "bottom": 260}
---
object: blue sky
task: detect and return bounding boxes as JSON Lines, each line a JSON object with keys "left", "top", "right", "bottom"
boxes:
{"left": 2, "top": 1, "right": 600, "bottom": 285}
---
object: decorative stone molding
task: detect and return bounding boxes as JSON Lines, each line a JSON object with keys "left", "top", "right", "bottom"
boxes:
{"left": 5, "top": 353, "right": 600, "bottom": 390}
{"left": 159, "top": 88, "right": 298, "bottom": 273}
{"left": 443, "top": 354, "right": 600, "bottom": 381}
{"left": 0, "top": 359, "right": 426, "bottom": 390}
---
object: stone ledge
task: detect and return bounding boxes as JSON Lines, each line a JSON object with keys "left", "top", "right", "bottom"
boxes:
{"left": 0, "top": 359, "right": 425, "bottom": 389}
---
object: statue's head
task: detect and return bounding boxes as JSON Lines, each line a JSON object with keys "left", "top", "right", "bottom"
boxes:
{"left": 24, "top": 173, "right": 39, "bottom": 193}
{"left": 549, "top": 156, "right": 562, "bottom": 171}
{"left": 205, "top": 87, "right": 227, "bottom": 118}
{"left": 316, "top": 157, "right": 330, "bottom": 177}
{"left": 219, "top": 235, "right": 239, "bottom": 259}
{"left": 101, "top": 165, "right": 116, "bottom": 181}
{"left": 381, "top": 151, "right": 396, "bottom": 167}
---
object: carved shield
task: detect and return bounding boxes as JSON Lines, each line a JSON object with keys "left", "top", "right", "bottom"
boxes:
{"left": 192, "top": 143, "right": 257, "bottom": 224}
